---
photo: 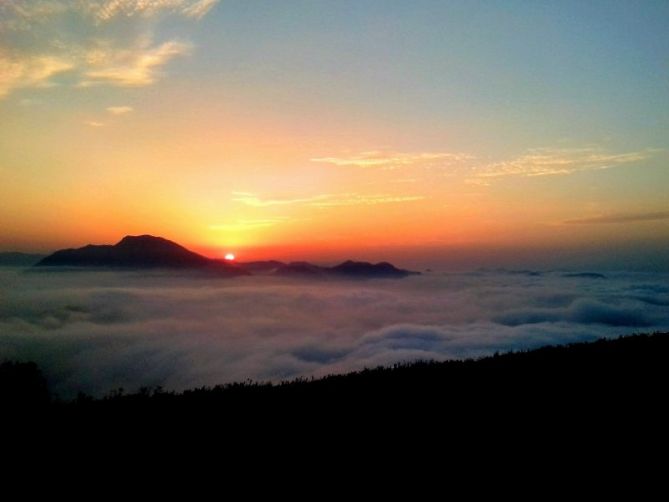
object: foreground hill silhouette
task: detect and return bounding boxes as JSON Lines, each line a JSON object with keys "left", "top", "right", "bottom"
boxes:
{"left": 4, "top": 332, "right": 668, "bottom": 425}
{"left": 5, "top": 332, "right": 669, "bottom": 459}
{"left": 35, "top": 234, "right": 418, "bottom": 278}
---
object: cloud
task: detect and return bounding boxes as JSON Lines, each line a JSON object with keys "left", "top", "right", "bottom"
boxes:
{"left": 1, "top": 268, "right": 668, "bottom": 398}
{"left": 231, "top": 192, "right": 425, "bottom": 208}
{"left": 0, "top": 0, "right": 218, "bottom": 99}
{"left": 469, "top": 147, "right": 653, "bottom": 181}
{"left": 180, "top": 0, "right": 219, "bottom": 19}
{"left": 80, "top": 40, "right": 192, "bottom": 87}
{"left": 209, "top": 218, "right": 291, "bottom": 232}
{"left": 84, "top": 120, "right": 105, "bottom": 127}
{"left": 310, "top": 194, "right": 426, "bottom": 207}
{"left": 0, "top": 1, "right": 219, "bottom": 26}
{"left": 231, "top": 193, "right": 332, "bottom": 207}
{"left": 311, "top": 151, "right": 474, "bottom": 169}
{"left": 563, "top": 211, "right": 669, "bottom": 225}
{"left": 494, "top": 299, "right": 654, "bottom": 327}
{"left": 0, "top": 54, "right": 74, "bottom": 98}
{"left": 86, "top": 0, "right": 219, "bottom": 22}
{"left": 310, "top": 146, "right": 654, "bottom": 184}
{"left": 106, "top": 105, "right": 134, "bottom": 115}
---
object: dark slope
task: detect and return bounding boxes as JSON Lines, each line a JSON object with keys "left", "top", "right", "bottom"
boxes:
{"left": 14, "top": 331, "right": 665, "bottom": 414}
{"left": 5, "top": 333, "right": 669, "bottom": 452}
{"left": 35, "top": 235, "right": 247, "bottom": 275}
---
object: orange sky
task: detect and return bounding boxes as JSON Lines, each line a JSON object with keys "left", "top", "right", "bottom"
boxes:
{"left": 1, "top": 1, "right": 668, "bottom": 268}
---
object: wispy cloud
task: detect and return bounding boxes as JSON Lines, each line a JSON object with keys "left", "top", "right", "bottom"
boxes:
{"left": 209, "top": 218, "right": 291, "bottom": 232}
{"left": 0, "top": 0, "right": 218, "bottom": 99}
{"left": 86, "top": 0, "right": 219, "bottom": 22}
{"left": 84, "top": 120, "right": 105, "bottom": 127}
{"left": 232, "top": 192, "right": 426, "bottom": 208}
{"left": 311, "top": 151, "right": 474, "bottom": 169}
{"left": 106, "top": 105, "right": 134, "bottom": 115}
{"left": 564, "top": 211, "right": 669, "bottom": 225}
{"left": 0, "top": 55, "right": 74, "bottom": 98}
{"left": 80, "top": 40, "right": 192, "bottom": 87}
{"left": 180, "top": 0, "right": 219, "bottom": 19}
{"left": 310, "top": 194, "right": 426, "bottom": 207}
{"left": 470, "top": 147, "right": 653, "bottom": 181}
{"left": 231, "top": 193, "right": 330, "bottom": 208}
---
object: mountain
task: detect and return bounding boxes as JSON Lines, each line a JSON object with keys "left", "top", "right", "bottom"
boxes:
{"left": 237, "top": 259, "right": 419, "bottom": 278}
{"left": 35, "top": 235, "right": 417, "bottom": 278}
{"left": 35, "top": 235, "right": 247, "bottom": 275}
{"left": 0, "top": 252, "right": 46, "bottom": 267}
{"left": 329, "top": 260, "right": 418, "bottom": 278}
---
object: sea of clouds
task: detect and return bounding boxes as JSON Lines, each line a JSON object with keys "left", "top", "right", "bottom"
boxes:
{"left": 1, "top": 267, "right": 668, "bottom": 398}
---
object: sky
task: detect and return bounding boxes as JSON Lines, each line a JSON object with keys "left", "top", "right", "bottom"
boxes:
{"left": 1, "top": 0, "right": 668, "bottom": 269}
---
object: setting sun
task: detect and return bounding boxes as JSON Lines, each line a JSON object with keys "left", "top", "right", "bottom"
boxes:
{"left": 224, "top": 253, "right": 235, "bottom": 261}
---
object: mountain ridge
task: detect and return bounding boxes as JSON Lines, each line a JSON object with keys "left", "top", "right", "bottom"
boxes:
{"left": 36, "top": 234, "right": 245, "bottom": 275}
{"left": 35, "top": 235, "right": 419, "bottom": 278}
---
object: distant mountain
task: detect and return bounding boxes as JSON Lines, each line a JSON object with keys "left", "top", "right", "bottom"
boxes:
{"left": 35, "top": 235, "right": 247, "bottom": 275}
{"left": 34, "top": 235, "right": 417, "bottom": 278}
{"left": 0, "top": 252, "right": 46, "bottom": 267}
{"left": 235, "top": 260, "right": 286, "bottom": 274}
{"left": 329, "top": 260, "right": 418, "bottom": 278}
{"left": 237, "top": 259, "right": 418, "bottom": 278}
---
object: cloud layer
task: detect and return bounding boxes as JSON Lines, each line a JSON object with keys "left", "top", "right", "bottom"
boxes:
{"left": 563, "top": 211, "right": 669, "bottom": 225}
{"left": 1, "top": 268, "right": 667, "bottom": 398}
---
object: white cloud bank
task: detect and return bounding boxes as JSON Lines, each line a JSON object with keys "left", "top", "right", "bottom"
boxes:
{"left": 1, "top": 268, "right": 667, "bottom": 398}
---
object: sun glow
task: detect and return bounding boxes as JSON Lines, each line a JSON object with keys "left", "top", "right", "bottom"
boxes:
{"left": 224, "top": 253, "right": 236, "bottom": 261}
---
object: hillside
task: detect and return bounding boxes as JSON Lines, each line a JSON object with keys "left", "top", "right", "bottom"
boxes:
{"left": 4, "top": 332, "right": 668, "bottom": 419}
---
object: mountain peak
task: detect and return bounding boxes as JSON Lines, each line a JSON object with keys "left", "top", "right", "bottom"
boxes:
{"left": 116, "top": 234, "right": 179, "bottom": 247}
{"left": 36, "top": 234, "right": 245, "bottom": 274}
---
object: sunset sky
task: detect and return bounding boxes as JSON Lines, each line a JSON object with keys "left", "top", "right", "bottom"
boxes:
{"left": 1, "top": 0, "right": 668, "bottom": 268}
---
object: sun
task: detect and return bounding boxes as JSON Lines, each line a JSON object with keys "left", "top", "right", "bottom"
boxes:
{"left": 224, "top": 253, "right": 236, "bottom": 261}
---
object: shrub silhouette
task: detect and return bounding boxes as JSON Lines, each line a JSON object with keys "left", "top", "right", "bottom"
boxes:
{"left": 0, "top": 361, "right": 49, "bottom": 409}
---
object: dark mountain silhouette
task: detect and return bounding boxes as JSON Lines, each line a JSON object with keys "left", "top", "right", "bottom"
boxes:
{"left": 274, "top": 261, "right": 327, "bottom": 276}
{"left": 36, "top": 235, "right": 247, "bottom": 275}
{"left": 330, "top": 260, "right": 418, "bottom": 278}
{"left": 0, "top": 252, "right": 46, "bottom": 267}
{"left": 237, "top": 259, "right": 419, "bottom": 278}
{"left": 34, "top": 234, "right": 417, "bottom": 278}
{"left": 236, "top": 260, "right": 286, "bottom": 273}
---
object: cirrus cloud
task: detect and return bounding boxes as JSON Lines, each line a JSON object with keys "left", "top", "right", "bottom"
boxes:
{"left": 106, "top": 105, "right": 134, "bottom": 115}
{"left": 311, "top": 151, "right": 474, "bottom": 169}
{"left": 469, "top": 147, "right": 654, "bottom": 180}
{"left": 0, "top": 0, "right": 218, "bottom": 99}
{"left": 231, "top": 191, "right": 426, "bottom": 208}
